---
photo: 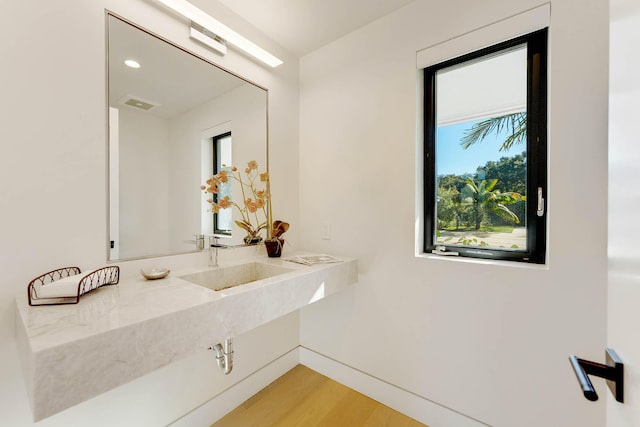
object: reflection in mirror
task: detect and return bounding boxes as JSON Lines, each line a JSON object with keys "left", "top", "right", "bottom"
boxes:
{"left": 212, "top": 132, "right": 233, "bottom": 236}
{"left": 107, "top": 14, "right": 268, "bottom": 260}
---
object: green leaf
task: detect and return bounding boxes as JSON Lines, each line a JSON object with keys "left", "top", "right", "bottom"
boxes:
{"left": 235, "top": 220, "right": 254, "bottom": 233}
{"left": 460, "top": 112, "right": 527, "bottom": 151}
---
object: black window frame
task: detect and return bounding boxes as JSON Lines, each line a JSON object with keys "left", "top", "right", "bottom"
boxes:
{"left": 423, "top": 28, "right": 547, "bottom": 264}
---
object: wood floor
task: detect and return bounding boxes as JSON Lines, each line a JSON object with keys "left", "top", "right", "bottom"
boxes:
{"left": 211, "top": 365, "right": 427, "bottom": 427}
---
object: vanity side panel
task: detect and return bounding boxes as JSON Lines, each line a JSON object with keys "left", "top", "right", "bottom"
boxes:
{"left": 14, "top": 303, "right": 34, "bottom": 415}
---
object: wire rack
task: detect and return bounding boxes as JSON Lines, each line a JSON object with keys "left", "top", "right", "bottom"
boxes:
{"left": 27, "top": 266, "right": 120, "bottom": 306}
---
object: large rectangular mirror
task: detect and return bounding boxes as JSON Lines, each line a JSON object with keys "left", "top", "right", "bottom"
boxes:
{"left": 107, "top": 14, "right": 268, "bottom": 260}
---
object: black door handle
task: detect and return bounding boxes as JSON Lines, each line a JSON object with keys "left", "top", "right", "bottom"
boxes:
{"left": 569, "top": 348, "right": 624, "bottom": 403}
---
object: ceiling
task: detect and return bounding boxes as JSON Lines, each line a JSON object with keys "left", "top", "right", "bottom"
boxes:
{"left": 218, "top": 0, "right": 416, "bottom": 57}
{"left": 107, "top": 1, "right": 418, "bottom": 119}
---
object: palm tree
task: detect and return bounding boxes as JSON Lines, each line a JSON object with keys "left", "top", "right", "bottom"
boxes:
{"left": 460, "top": 112, "right": 526, "bottom": 151}
{"left": 464, "top": 178, "right": 525, "bottom": 230}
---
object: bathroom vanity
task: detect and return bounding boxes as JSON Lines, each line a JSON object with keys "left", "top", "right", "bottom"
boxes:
{"left": 15, "top": 254, "right": 357, "bottom": 421}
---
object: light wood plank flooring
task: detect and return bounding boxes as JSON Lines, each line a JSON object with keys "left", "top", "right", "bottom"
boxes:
{"left": 211, "top": 365, "right": 427, "bottom": 427}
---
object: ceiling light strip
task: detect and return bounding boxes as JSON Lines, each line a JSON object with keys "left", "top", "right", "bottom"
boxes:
{"left": 153, "top": 0, "right": 283, "bottom": 67}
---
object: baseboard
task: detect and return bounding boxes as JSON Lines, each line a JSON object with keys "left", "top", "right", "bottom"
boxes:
{"left": 170, "top": 345, "right": 488, "bottom": 427}
{"left": 170, "top": 347, "right": 300, "bottom": 427}
{"left": 299, "top": 346, "right": 489, "bottom": 427}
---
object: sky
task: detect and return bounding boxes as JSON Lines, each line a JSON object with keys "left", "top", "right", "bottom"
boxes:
{"left": 436, "top": 119, "right": 521, "bottom": 176}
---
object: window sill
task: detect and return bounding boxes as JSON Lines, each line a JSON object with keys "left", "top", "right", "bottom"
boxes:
{"left": 415, "top": 251, "right": 549, "bottom": 270}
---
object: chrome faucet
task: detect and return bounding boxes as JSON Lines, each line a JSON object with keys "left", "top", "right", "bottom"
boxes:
{"left": 194, "top": 234, "right": 205, "bottom": 251}
{"left": 186, "top": 234, "right": 206, "bottom": 251}
{"left": 208, "top": 236, "right": 262, "bottom": 267}
{"left": 209, "top": 236, "right": 221, "bottom": 267}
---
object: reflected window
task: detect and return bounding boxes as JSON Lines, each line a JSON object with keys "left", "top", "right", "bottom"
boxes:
{"left": 423, "top": 29, "right": 547, "bottom": 263}
{"left": 213, "top": 132, "right": 232, "bottom": 235}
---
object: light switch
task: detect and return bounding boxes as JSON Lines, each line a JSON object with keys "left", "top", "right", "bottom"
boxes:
{"left": 322, "top": 222, "right": 331, "bottom": 240}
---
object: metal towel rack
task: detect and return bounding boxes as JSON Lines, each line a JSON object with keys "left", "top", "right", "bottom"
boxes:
{"left": 569, "top": 348, "right": 624, "bottom": 403}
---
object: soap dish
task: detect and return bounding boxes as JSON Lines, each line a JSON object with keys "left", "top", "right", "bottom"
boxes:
{"left": 140, "top": 268, "right": 170, "bottom": 280}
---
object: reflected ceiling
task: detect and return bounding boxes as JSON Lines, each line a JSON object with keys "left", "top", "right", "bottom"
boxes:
{"left": 109, "top": 17, "right": 246, "bottom": 119}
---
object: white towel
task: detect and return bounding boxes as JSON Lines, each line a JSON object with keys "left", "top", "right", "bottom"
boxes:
{"left": 35, "top": 272, "right": 88, "bottom": 298}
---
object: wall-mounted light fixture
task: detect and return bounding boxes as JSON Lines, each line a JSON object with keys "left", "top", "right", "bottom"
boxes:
{"left": 189, "top": 21, "right": 227, "bottom": 55}
{"left": 151, "top": 0, "right": 283, "bottom": 68}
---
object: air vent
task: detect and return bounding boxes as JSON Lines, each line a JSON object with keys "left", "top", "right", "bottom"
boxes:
{"left": 118, "top": 94, "right": 160, "bottom": 111}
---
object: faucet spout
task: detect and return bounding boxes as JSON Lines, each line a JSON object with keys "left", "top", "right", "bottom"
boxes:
{"left": 208, "top": 235, "right": 262, "bottom": 267}
{"left": 209, "top": 236, "right": 219, "bottom": 267}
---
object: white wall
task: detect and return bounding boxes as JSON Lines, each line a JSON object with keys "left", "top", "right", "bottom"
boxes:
{"left": 118, "top": 108, "right": 171, "bottom": 259}
{"left": 0, "top": 0, "right": 300, "bottom": 424}
{"left": 299, "top": 1, "right": 608, "bottom": 426}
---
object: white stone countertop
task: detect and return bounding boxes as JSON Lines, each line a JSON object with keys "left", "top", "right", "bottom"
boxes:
{"left": 15, "top": 254, "right": 357, "bottom": 421}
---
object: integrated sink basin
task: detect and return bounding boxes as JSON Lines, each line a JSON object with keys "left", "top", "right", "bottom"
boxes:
{"left": 180, "top": 261, "right": 296, "bottom": 291}
{"left": 15, "top": 254, "right": 357, "bottom": 421}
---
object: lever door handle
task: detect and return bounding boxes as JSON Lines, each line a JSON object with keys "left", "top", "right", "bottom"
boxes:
{"left": 569, "top": 348, "right": 624, "bottom": 403}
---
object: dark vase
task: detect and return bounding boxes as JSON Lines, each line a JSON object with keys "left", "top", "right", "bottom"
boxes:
{"left": 265, "top": 239, "right": 285, "bottom": 257}
{"left": 243, "top": 235, "right": 263, "bottom": 245}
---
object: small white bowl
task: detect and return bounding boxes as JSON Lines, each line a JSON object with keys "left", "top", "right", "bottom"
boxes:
{"left": 140, "top": 268, "right": 170, "bottom": 280}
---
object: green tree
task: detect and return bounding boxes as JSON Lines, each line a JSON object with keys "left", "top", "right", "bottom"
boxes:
{"left": 463, "top": 178, "right": 525, "bottom": 230}
{"left": 436, "top": 187, "right": 457, "bottom": 229}
{"left": 436, "top": 174, "right": 472, "bottom": 229}
{"left": 479, "top": 152, "right": 527, "bottom": 195}
{"left": 437, "top": 174, "right": 467, "bottom": 193}
{"left": 460, "top": 112, "right": 526, "bottom": 152}
{"left": 458, "top": 113, "right": 528, "bottom": 228}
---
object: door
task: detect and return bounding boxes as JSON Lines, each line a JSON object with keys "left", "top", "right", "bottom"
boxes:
{"left": 608, "top": 1, "right": 640, "bottom": 424}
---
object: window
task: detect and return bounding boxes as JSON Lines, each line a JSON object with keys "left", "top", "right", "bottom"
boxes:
{"left": 423, "top": 29, "right": 547, "bottom": 263}
{"left": 213, "top": 132, "right": 232, "bottom": 235}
